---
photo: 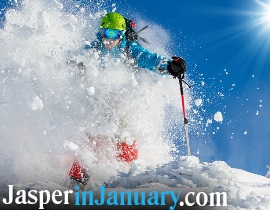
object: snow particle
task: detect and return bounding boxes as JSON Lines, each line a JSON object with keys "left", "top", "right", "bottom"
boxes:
{"left": 218, "top": 92, "right": 224, "bottom": 97}
{"left": 195, "top": 99, "right": 202, "bottom": 107}
{"left": 29, "top": 95, "right": 43, "bottom": 110}
{"left": 214, "top": 111, "right": 223, "bottom": 123}
{"left": 86, "top": 85, "right": 95, "bottom": 95}
{"left": 206, "top": 119, "right": 212, "bottom": 127}
{"left": 63, "top": 141, "right": 79, "bottom": 151}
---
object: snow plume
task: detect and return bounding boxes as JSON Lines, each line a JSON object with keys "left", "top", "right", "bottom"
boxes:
{"left": 0, "top": 0, "right": 185, "bottom": 185}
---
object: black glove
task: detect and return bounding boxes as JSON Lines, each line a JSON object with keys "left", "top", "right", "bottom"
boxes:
{"left": 167, "top": 56, "right": 187, "bottom": 78}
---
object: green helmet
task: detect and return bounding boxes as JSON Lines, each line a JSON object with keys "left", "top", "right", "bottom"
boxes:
{"left": 100, "top": 12, "right": 126, "bottom": 31}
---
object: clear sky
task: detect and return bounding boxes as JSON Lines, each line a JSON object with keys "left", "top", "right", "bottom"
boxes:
{"left": 0, "top": 0, "right": 269, "bottom": 176}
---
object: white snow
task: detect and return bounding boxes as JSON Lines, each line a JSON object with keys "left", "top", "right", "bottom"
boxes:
{"left": 206, "top": 119, "right": 212, "bottom": 127}
{"left": 29, "top": 95, "right": 44, "bottom": 110}
{"left": 214, "top": 111, "right": 223, "bottom": 123}
{"left": 0, "top": 1, "right": 269, "bottom": 210}
{"left": 195, "top": 98, "right": 202, "bottom": 107}
{"left": 86, "top": 85, "right": 95, "bottom": 95}
{"left": 63, "top": 141, "right": 79, "bottom": 151}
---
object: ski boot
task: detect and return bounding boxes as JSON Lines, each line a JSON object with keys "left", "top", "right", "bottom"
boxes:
{"left": 69, "top": 161, "right": 90, "bottom": 190}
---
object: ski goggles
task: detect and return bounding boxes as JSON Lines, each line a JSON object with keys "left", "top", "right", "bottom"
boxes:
{"left": 101, "top": 28, "right": 123, "bottom": 40}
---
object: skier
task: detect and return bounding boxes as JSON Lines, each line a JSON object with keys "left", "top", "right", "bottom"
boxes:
{"left": 69, "top": 12, "right": 187, "bottom": 188}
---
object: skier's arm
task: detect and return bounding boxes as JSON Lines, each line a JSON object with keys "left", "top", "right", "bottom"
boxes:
{"left": 129, "top": 42, "right": 171, "bottom": 75}
{"left": 130, "top": 42, "right": 187, "bottom": 78}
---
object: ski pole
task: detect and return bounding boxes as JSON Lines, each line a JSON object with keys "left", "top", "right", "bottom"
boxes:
{"left": 178, "top": 76, "right": 191, "bottom": 156}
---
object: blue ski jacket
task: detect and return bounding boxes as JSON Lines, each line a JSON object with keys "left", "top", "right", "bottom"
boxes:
{"left": 84, "top": 32, "right": 170, "bottom": 75}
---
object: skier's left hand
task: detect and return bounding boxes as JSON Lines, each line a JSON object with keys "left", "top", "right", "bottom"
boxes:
{"left": 167, "top": 56, "right": 186, "bottom": 78}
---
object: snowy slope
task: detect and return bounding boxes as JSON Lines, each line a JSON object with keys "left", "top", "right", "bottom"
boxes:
{"left": 106, "top": 156, "right": 270, "bottom": 209}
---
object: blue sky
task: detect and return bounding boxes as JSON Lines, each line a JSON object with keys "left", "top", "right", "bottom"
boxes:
{"left": 1, "top": 0, "right": 269, "bottom": 176}
{"left": 122, "top": 0, "right": 270, "bottom": 176}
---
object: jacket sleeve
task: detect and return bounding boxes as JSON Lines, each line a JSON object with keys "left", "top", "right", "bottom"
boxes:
{"left": 129, "top": 42, "right": 171, "bottom": 75}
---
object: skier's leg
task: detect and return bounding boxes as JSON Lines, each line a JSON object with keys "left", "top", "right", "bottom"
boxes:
{"left": 116, "top": 140, "right": 138, "bottom": 163}
{"left": 69, "top": 160, "right": 90, "bottom": 187}
{"left": 68, "top": 136, "right": 138, "bottom": 187}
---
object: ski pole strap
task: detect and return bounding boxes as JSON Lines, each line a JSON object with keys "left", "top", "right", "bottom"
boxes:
{"left": 182, "top": 79, "right": 192, "bottom": 88}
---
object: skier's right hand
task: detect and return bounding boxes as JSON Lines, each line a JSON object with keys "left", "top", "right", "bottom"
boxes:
{"left": 167, "top": 56, "right": 186, "bottom": 78}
